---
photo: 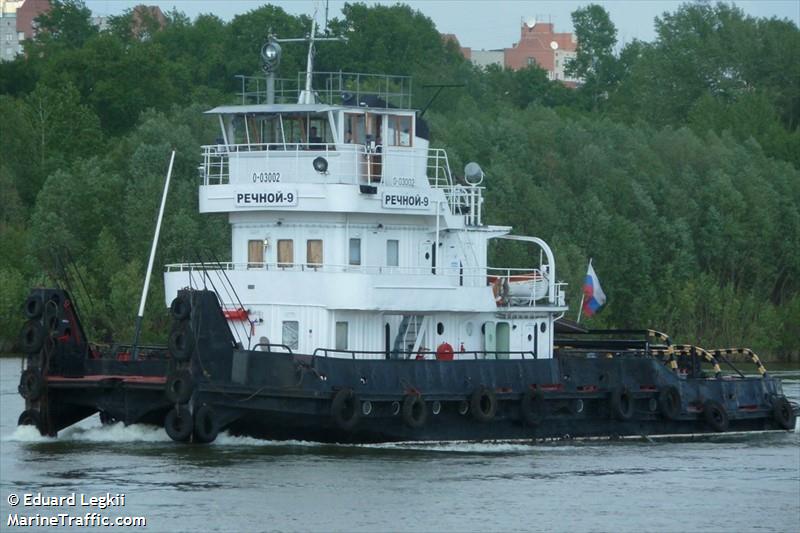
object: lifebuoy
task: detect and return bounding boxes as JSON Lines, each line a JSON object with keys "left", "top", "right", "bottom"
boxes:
{"left": 470, "top": 386, "right": 497, "bottom": 422}
{"left": 164, "top": 406, "right": 193, "bottom": 442}
{"left": 168, "top": 323, "right": 195, "bottom": 362}
{"left": 193, "top": 404, "right": 219, "bottom": 443}
{"left": 703, "top": 400, "right": 729, "bottom": 432}
{"left": 520, "top": 389, "right": 545, "bottom": 426}
{"left": 402, "top": 394, "right": 427, "bottom": 428}
{"left": 18, "top": 368, "right": 44, "bottom": 401}
{"left": 657, "top": 386, "right": 681, "bottom": 420}
{"left": 331, "top": 388, "right": 360, "bottom": 430}
{"left": 610, "top": 387, "right": 634, "bottom": 420}
{"left": 19, "top": 321, "right": 45, "bottom": 354}
{"left": 771, "top": 396, "right": 795, "bottom": 431}
{"left": 23, "top": 296, "right": 43, "bottom": 320}
{"left": 170, "top": 295, "right": 191, "bottom": 321}
{"left": 165, "top": 370, "right": 194, "bottom": 404}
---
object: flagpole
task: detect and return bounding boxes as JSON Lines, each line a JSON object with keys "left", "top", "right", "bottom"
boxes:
{"left": 577, "top": 258, "right": 592, "bottom": 323}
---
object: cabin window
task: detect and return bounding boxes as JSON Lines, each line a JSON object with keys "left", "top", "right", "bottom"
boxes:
{"left": 277, "top": 239, "right": 294, "bottom": 267}
{"left": 247, "top": 240, "right": 264, "bottom": 268}
{"left": 388, "top": 115, "right": 412, "bottom": 147}
{"left": 386, "top": 239, "right": 399, "bottom": 267}
{"left": 306, "top": 239, "right": 323, "bottom": 268}
{"left": 335, "top": 322, "right": 348, "bottom": 351}
{"left": 345, "top": 113, "right": 366, "bottom": 144}
{"left": 349, "top": 238, "right": 362, "bottom": 266}
{"left": 282, "top": 321, "right": 299, "bottom": 350}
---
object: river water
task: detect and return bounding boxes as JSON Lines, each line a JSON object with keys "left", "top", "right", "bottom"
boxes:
{"left": 0, "top": 356, "right": 798, "bottom": 532}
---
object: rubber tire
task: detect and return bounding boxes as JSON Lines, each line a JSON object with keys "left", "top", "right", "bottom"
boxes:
{"left": 520, "top": 389, "right": 546, "bottom": 426}
{"left": 18, "top": 368, "right": 44, "bottom": 401}
{"left": 165, "top": 370, "right": 194, "bottom": 404}
{"left": 658, "top": 386, "right": 681, "bottom": 420}
{"left": 19, "top": 320, "right": 45, "bottom": 354}
{"left": 402, "top": 395, "right": 427, "bottom": 428}
{"left": 23, "top": 296, "right": 43, "bottom": 319}
{"left": 168, "top": 323, "right": 195, "bottom": 362}
{"left": 99, "top": 411, "right": 118, "bottom": 426}
{"left": 703, "top": 400, "right": 729, "bottom": 432}
{"left": 470, "top": 387, "right": 497, "bottom": 423}
{"left": 610, "top": 387, "right": 634, "bottom": 421}
{"left": 772, "top": 396, "right": 795, "bottom": 430}
{"left": 170, "top": 295, "right": 191, "bottom": 321}
{"left": 331, "top": 388, "right": 360, "bottom": 431}
{"left": 18, "top": 409, "right": 43, "bottom": 433}
{"left": 193, "top": 404, "right": 219, "bottom": 444}
{"left": 164, "top": 406, "right": 193, "bottom": 442}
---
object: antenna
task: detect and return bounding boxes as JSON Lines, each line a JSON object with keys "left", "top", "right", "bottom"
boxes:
{"left": 268, "top": 10, "right": 347, "bottom": 105}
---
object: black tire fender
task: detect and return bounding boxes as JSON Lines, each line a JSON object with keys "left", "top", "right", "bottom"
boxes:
{"left": 18, "top": 368, "right": 44, "bottom": 401}
{"left": 165, "top": 370, "right": 194, "bottom": 404}
{"left": 331, "top": 388, "right": 360, "bottom": 431}
{"left": 703, "top": 400, "right": 729, "bottom": 432}
{"left": 19, "top": 320, "right": 45, "bottom": 354}
{"left": 771, "top": 396, "right": 795, "bottom": 431}
{"left": 193, "top": 404, "right": 219, "bottom": 444}
{"left": 402, "top": 394, "right": 427, "bottom": 428}
{"left": 18, "top": 409, "right": 42, "bottom": 430}
{"left": 657, "top": 386, "right": 681, "bottom": 420}
{"left": 470, "top": 386, "right": 497, "bottom": 423}
{"left": 164, "top": 406, "right": 193, "bottom": 442}
{"left": 168, "top": 323, "right": 195, "bottom": 362}
{"left": 610, "top": 387, "right": 634, "bottom": 421}
{"left": 23, "top": 296, "right": 43, "bottom": 320}
{"left": 170, "top": 295, "right": 191, "bottom": 321}
{"left": 520, "top": 389, "right": 545, "bottom": 426}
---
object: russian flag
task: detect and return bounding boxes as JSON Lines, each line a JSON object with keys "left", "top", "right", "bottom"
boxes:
{"left": 582, "top": 262, "right": 606, "bottom": 317}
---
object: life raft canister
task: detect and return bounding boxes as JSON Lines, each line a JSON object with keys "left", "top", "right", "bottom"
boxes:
{"left": 436, "top": 342, "right": 454, "bottom": 361}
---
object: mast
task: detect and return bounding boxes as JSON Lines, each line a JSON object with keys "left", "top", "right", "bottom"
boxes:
{"left": 267, "top": 13, "right": 346, "bottom": 105}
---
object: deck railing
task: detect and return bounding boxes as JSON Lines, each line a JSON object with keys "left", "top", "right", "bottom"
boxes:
{"left": 166, "top": 262, "right": 564, "bottom": 307}
{"left": 235, "top": 71, "right": 413, "bottom": 108}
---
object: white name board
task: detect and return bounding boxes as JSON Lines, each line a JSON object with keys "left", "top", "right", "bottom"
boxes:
{"left": 235, "top": 190, "right": 298, "bottom": 207}
{"left": 382, "top": 190, "right": 431, "bottom": 210}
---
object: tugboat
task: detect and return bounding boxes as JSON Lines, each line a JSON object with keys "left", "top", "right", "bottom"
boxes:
{"left": 16, "top": 26, "right": 797, "bottom": 443}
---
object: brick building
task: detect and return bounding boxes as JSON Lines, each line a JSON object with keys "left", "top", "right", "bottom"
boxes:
{"left": 0, "top": 0, "right": 49, "bottom": 61}
{"left": 449, "top": 18, "right": 581, "bottom": 86}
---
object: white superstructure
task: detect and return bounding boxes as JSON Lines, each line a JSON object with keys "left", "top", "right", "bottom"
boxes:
{"left": 164, "top": 48, "right": 567, "bottom": 360}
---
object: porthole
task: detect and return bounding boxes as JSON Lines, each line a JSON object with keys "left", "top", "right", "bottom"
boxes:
{"left": 425, "top": 252, "right": 430, "bottom": 260}
{"left": 527, "top": 334, "right": 533, "bottom": 342}
{"left": 437, "top": 322, "right": 444, "bottom": 335}
{"left": 540, "top": 322, "right": 547, "bottom": 333}
{"left": 466, "top": 322, "right": 474, "bottom": 336}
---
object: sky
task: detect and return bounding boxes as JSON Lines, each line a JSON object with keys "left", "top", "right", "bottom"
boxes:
{"left": 85, "top": 1, "right": 800, "bottom": 50}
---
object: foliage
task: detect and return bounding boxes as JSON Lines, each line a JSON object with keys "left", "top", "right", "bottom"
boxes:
{"left": 0, "top": 2, "right": 797, "bottom": 360}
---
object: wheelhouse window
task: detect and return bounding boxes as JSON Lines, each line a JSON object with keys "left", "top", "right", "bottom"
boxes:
{"left": 386, "top": 239, "right": 399, "bottom": 267}
{"left": 247, "top": 240, "right": 263, "bottom": 268}
{"left": 282, "top": 321, "right": 299, "bottom": 350}
{"left": 277, "top": 239, "right": 294, "bottom": 267}
{"left": 387, "top": 115, "right": 412, "bottom": 147}
{"left": 306, "top": 239, "right": 323, "bottom": 268}
{"left": 345, "top": 113, "right": 366, "bottom": 144}
{"left": 335, "top": 322, "right": 348, "bottom": 351}
{"left": 349, "top": 238, "right": 362, "bottom": 266}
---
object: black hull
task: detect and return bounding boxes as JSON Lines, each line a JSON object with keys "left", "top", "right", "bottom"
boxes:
{"left": 16, "top": 289, "right": 798, "bottom": 443}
